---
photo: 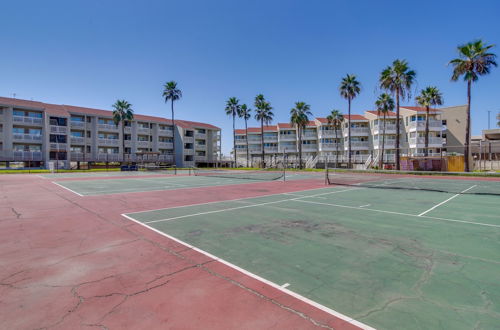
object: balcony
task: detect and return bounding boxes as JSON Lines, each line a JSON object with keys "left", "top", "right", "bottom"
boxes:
{"left": 345, "top": 141, "right": 370, "bottom": 149}
{"left": 235, "top": 139, "right": 247, "bottom": 145}
{"left": 279, "top": 145, "right": 297, "bottom": 153}
{"left": 183, "top": 136, "right": 194, "bottom": 143}
{"left": 0, "top": 151, "right": 43, "bottom": 161}
{"left": 158, "top": 142, "right": 174, "bottom": 149}
{"left": 301, "top": 132, "right": 318, "bottom": 140}
{"left": 13, "top": 133, "right": 43, "bottom": 142}
{"left": 319, "top": 143, "right": 342, "bottom": 151}
{"left": 12, "top": 115, "right": 43, "bottom": 125}
{"left": 194, "top": 155, "right": 207, "bottom": 162}
{"left": 97, "top": 123, "right": 118, "bottom": 131}
{"left": 319, "top": 130, "right": 342, "bottom": 138}
{"left": 70, "top": 152, "right": 92, "bottom": 161}
{"left": 264, "top": 147, "right": 279, "bottom": 153}
{"left": 301, "top": 144, "right": 318, "bottom": 151}
{"left": 96, "top": 153, "right": 122, "bottom": 162}
{"left": 409, "top": 137, "right": 443, "bottom": 145}
{"left": 279, "top": 134, "right": 297, "bottom": 142}
{"left": 50, "top": 125, "right": 68, "bottom": 134}
{"left": 408, "top": 120, "right": 442, "bottom": 131}
{"left": 344, "top": 127, "right": 370, "bottom": 136}
{"left": 70, "top": 121, "right": 85, "bottom": 128}
{"left": 136, "top": 140, "right": 150, "bottom": 148}
{"left": 70, "top": 136, "right": 85, "bottom": 144}
{"left": 373, "top": 124, "right": 397, "bottom": 134}
{"left": 184, "top": 148, "right": 194, "bottom": 155}
{"left": 373, "top": 140, "right": 396, "bottom": 149}
{"left": 195, "top": 143, "right": 206, "bottom": 150}
{"left": 247, "top": 138, "right": 262, "bottom": 144}
{"left": 137, "top": 127, "right": 151, "bottom": 134}
{"left": 158, "top": 154, "right": 174, "bottom": 162}
{"left": 263, "top": 136, "right": 278, "bottom": 143}
{"left": 249, "top": 148, "right": 262, "bottom": 154}
{"left": 50, "top": 143, "right": 67, "bottom": 150}
{"left": 98, "top": 138, "right": 120, "bottom": 146}
{"left": 194, "top": 133, "right": 206, "bottom": 139}
{"left": 159, "top": 129, "right": 174, "bottom": 137}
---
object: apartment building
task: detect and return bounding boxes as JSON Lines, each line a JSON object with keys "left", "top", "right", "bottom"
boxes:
{"left": 0, "top": 97, "right": 220, "bottom": 169}
{"left": 234, "top": 105, "right": 467, "bottom": 168}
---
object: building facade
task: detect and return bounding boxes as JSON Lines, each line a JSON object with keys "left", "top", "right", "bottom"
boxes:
{"left": 234, "top": 105, "right": 467, "bottom": 168}
{"left": 0, "top": 97, "right": 220, "bottom": 168}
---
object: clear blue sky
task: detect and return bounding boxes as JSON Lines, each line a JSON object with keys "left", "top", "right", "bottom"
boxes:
{"left": 1, "top": 0, "right": 499, "bottom": 154}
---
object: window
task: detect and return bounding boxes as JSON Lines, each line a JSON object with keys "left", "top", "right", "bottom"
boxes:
{"left": 50, "top": 117, "right": 67, "bottom": 126}
{"left": 49, "top": 134, "right": 67, "bottom": 143}
{"left": 70, "top": 116, "right": 84, "bottom": 122}
{"left": 70, "top": 131, "right": 83, "bottom": 137}
{"left": 137, "top": 135, "right": 148, "bottom": 141}
{"left": 442, "top": 120, "right": 447, "bottom": 125}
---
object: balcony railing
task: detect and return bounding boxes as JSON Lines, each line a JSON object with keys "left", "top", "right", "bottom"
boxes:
{"left": 159, "top": 129, "right": 174, "bottom": 137}
{"left": 374, "top": 124, "right": 397, "bottom": 132}
{"left": 319, "top": 130, "right": 342, "bottom": 138}
{"left": 97, "top": 123, "right": 118, "bottom": 131}
{"left": 346, "top": 141, "right": 370, "bottom": 148}
{"left": 194, "top": 133, "right": 206, "bottom": 139}
{"left": 194, "top": 155, "right": 207, "bottom": 161}
{"left": 158, "top": 142, "right": 174, "bottom": 149}
{"left": 195, "top": 143, "right": 206, "bottom": 150}
{"left": 264, "top": 147, "right": 279, "bottom": 153}
{"left": 50, "top": 125, "right": 67, "bottom": 134}
{"left": 13, "top": 133, "right": 43, "bottom": 142}
{"left": 408, "top": 120, "right": 442, "bottom": 129}
{"left": 50, "top": 143, "right": 67, "bottom": 150}
{"left": 320, "top": 143, "right": 342, "bottom": 150}
{"left": 70, "top": 121, "right": 85, "bottom": 128}
{"left": 12, "top": 116, "right": 43, "bottom": 125}
{"left": 137, "top": 127, "right": 151, "bottom": 134}
{"left": 96, "top": 153, "right": 121, "bottom": 162}
{"left": 345, "top": 127, "right": 370, "bottom": 135}
{"left": 279, "top": 134, "right": 297, "bottom": 141}
{"left": 98, "top": 138, "right": 119, "bottom": 146}
{"left": 136, "top": 140, "right": 150, "bottom": 148}
{"left": 409, "top": 137, "right": 443, "bottom": 145}
{"left": 279, "top": 146, "right": 297, "bottom": 152}
{"left": 183, "top": 136, "right": 194, "bottom": 143}
{"left": 184, "top": 148, "right": 194, "bottom": 155}
{"left": 263, "top": 136, "right": 278, "bottom": 142}
{"left": 0, "top": 151, "right": 43, "bottom": 161}
{"left": 70, "top": 136, "right": 85, "bottom": 144}
{"left": 301, "top": 144, "right": 318, "bottom": 151}
{"left": 249, "top": 148, "right": 262, "bottom": 154}
{"left": 373, "top": 141, "right": 396, "bottom": 148}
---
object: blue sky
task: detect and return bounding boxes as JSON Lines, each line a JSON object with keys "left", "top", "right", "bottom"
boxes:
{"left": 1, "top": 0, "right": 499, "bottom": 154}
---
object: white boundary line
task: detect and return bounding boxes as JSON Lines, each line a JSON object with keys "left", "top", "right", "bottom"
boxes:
{"left": 294, "top": 198, "right": 500, "bottom": 228}
{"left": 51, "top": 181, "right": 84, "bottom": 197}
{"left": 140, "top": 188, "right": 360, "bottom": 224}
{"left": 124, "top": 186, "right": 344, "bottom": 215}
{"left": 121, "top": 213, "right": 375, "bottom": 330}
{"left": 418, "top": 185, "right": 477, "bottom": 216}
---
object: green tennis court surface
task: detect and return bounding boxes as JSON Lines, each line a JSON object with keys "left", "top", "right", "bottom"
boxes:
{"left": 124, "top": 186, "right": 500, "bottom": 330}
{"left": 53, "top": 171, "right": 322, "bottom": 196}
{"left": 39, "top": 169, "right": 190, "bottom": 179}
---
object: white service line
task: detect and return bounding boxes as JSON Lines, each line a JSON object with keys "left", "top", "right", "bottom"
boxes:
{"left": 281, "top": 283, "right": 290, "bottom": 288}
{"left": 294, "top": 197, "right": 500, "bottom": 228}
{"left": 417, "top": 185, "right": 477, "bottom": 216}
{"left": 51, "top": 181, "right": 84, "bottom": 197}
{"left": 142, "top": 187, "right": 360, "bottom": 224}
{"left": 121, "top": 213, "right": 374, "bottom": 330}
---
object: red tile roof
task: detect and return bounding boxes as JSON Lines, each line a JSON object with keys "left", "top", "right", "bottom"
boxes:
{"left": 235, "top": 125, "right": 278, "bottom": 134}
{"left": 365, "top": 110, "right": 398, "bottom": 117}
{"left": 316, "top": 117, "right": 328, "bottom": 123}
{"left": 0, "top": 96, "right": 219, "bottom": 129}
{"left": 344, "top": 114, "right": 367, "bottom": 120}
{"left": 277, "top": 123, "right": 294, "bottom": 129}
{"left": 401, "top": 106, "right": 440, "bottom": 113}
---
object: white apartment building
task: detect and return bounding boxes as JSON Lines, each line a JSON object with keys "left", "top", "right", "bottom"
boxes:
{"left": 0, "top": 97, "right": 220, "bottom": 169}
{"left": 234, "top": 105, "right": 467, "bottom": 168}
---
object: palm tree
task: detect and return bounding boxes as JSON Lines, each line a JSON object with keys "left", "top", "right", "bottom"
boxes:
{"left": 254, "top": 94, "right": 274, "bottom": 168}
{"left": 415, "top": 87, "right": 444, "bottom": 156}
{"left": 238, "top": 104, "right": 251, "bottom": 167}
{"left": 326, "top": 110, "right": 344, "bottom": 168}
{"left": 339, "top": 74, "right": 361, "bottom": 168}
{"left": 162, "top": 81, "right": 182, "bottom": 166}
{"left": 379, "top": 60, "right": 416, "bottom": 170}
{"left": 449, "top": 40, "right": 497, "bottom": 172}
{"left": 375, "top": 93, "right": 395, "bottom": 169}
{"left": 225, "top": 97, "right": 241, "bottom": 166}
{"left": 112, "top": 99, "right": 134, "bottom": 163}
{"left": 290, "top": 102, "right": 312, "bottom": 169}
{"left": 497, "top": 111, "right": 500, "bottom": 128}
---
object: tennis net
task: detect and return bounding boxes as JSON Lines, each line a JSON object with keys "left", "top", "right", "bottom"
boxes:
{"left": 192, "top": 168, "right": 284, "bottom": 181}
{"left": 326, "top": 169, "right": 500, "bottom": 196}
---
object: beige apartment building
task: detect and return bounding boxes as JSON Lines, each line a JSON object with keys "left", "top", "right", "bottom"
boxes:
{"left": 234, "top": 105, "right": 468, "bottom": 168}
{"left": 0, "top": 97, "right": 220, "bottom": 169}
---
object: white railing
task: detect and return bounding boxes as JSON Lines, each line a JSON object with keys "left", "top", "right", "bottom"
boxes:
{"left": 158, "top": 142, "right": 173, "bottom": 149}
{"left": 0, "top": 151, "right": 43, "bottom": 161}
{"left": 98, "top": 123, "right": 118, "bottom": 131}
{"left": 98, "top": 138, "right": 119, "bottom": 146}
{"left": 374, "top": 124, "right": 397, "bottom": 132}
{"left": 373, "top": 140, "right": 396, "bottom": 148}
{"left": 279, "top": 134, "right": 297, "bottom": 141}
{"left": 50, "top": 125, "right": 67, "bottom": 134}
{"left": 236, "top": 148, "right": 247, "bottom": 154}
{"left": 263, "top": 136, "right": 278, "bottom": 142}
{"left": 408, "top": 120, "right": 442, "bottom": 129}
{"left": 70, "top": 121, "right": 85, "bottom": 128}
{"left": 194, "top": 155, "right": 207, "bottom": 161}
{"left": 347, "top": 141, "right": 370, "bottom": 148}
{"left": 264, "top": 147, "right": 279, "bottom": 153}
{"left": 364, "top": 154, "right": 373, "bottom": 169}
{"left": 159, "top": 129, "right": 174, "bottom": 137}
{"left": 136, "top": 141, "right": 150, "bottom": 148}
{"left": 158, "top": 154, "right": 174, "bottom": 162}
{"left": 70, "top": 137, "right": 85, "bottom": 144}
{"left": 12, "top": 116, "right": 43, "bottom": 125}
{"left": 319, "top": 130, "right": 342, "bottom": 138}
{"left": 50, "top": 143, "right": 67, "bottom": 150}
{"left": 302, "top": 144, "right": 318, "bottom": 151}
{"left": 195, "top": 143, "right": 206, "bottom": 150}
{"left": 278, "top": 146, "right": 297, "bottom": 153}
{"left": 301, "top": 132, "right": 318, "bottom": 139}
{"left": 320, "top": 143, "right": 341, "bottom": 151}
{"left": 183, "top": 136, "right": 194, "bottom": 143}
{"left": 409, "top": 137, "right": 443, "bottom": 145}
{"left": 184, "top": 148, "right": 194, "bottom": 155}
{"left": 235, "top": 139, "right": 247, "bottom": 145}
{"left": 13, "top": 133, "right": 42, "bottom": 142}
{"left": 96, "top": 153, "right": 121, "bottom": 162}
{"left": 194, "top": 133, "right": 206, "bottom": 139}
{"left": 249, "top": 148, "right": 262, "bottom": 154}
{"left": 137, "top": 127, "right": 150, "bottom": 134}
{"left": 345, "top": 127, "right": 370, "bottom": 135}
{"left": 70, "top": 152, "right": 92, "bottom": 161}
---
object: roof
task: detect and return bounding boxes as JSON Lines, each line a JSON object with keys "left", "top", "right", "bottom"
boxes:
{"left": 365, "top": 111, "right": 398, "bottom": 117}
{"left": 0, "top": 96, "right": 219, "bottom": 130}
{"left": 235, "top": 125, "right": 278, "bottom": 134}
{"left": 401, "top": 106, "right": 440, "bottom": 113}
{"left": 344, "top": 114, "right": 368, "bottom": 120}
{"left": 277, "top": 123, "right": 294, "bottom": 129}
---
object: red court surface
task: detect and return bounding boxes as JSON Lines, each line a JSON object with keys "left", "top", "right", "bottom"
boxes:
{"left": 0, "top": 174, "right": 364, "bottom": 330}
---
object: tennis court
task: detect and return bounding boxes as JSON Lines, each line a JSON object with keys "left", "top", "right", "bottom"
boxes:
{"left": 52, "top": 170, "right": 323, "bottom": 196}
{"left": 39, "top": 168, "right": 190, "bottom": 179}
{"left": 123, "top": 176, "right": 500, "bottom": 330}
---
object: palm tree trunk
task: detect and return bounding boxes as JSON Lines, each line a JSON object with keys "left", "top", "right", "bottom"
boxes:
{"left": 465, "top": 80, "right": 471, "bottom": 172}
{"left": 261, "top": 118, "right": 265, "bottom": 168}
{"left": 348, "top": 98, "right": 352, "bottom": 168}
{"left": 395, "top": 88, "right": 400, "bottom": 170}
{"left": 425, "top": 106, "right": 430, "bottom": 157}
{"left": 171, "top": 101, "right": 176, "bottom": 167}
{"left": 245, "top": 119, "right": 249, "bottom": 167}
{"left": 335, "top": 125, "right": 339, "bottom": 168}
{"left": 380, "top": 114, "right": 386, "bottom": 169}
{"left": 232, "top": 114, "right": 237, "bottom": 166}
{"left": 298, "top": 127, "right": 303, "bottom": 169}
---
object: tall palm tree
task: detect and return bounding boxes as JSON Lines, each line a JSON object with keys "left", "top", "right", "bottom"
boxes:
{"left": 238, "top": 104, "right": 251, "bottom": 167}
{"left": 112, "top": 99, "right": 134, "bottom": 163}
{"left": 415, "top": 87, "right": 444, "bottom": 156}
{"left": 290, "top": 102, "right": 312, "bottom": 169}
{"left": 375, "top": 93, "right": 395, "bottom": 169}
{"left": 379, "top": 60, "right": 416, "bottom": 170}
{"left": 339, "top": 74, "right": 361, "bottom": 168}
{"left": 162, "top": 81, "right": 182, "bottom": 166}
{"left": 449, "top": 40, "right": 497, "bottom": 172}
{"left": 225, "top": 97, "right": 241, "bottom": 166}
{"left": 326, "top": 110, "right": 344, "bottom": 168}
{"left": 254, "top": 94, "right": 274, "bottom": 168}
{"left": 497, "top": 111, "right": 500, "bottom": 128}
